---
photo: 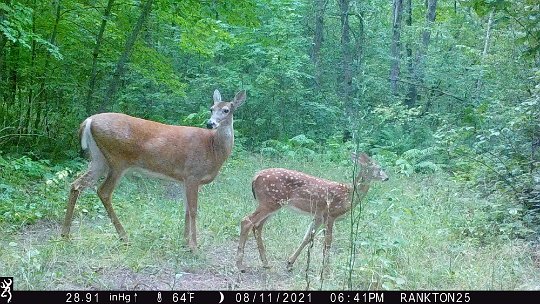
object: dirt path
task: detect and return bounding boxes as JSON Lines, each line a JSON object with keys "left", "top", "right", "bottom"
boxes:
{"left": 8, "top": 220, "right": 306, "bottom": 290}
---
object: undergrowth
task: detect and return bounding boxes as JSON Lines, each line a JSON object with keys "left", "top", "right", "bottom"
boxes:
{"left": 0, "top": 153, "right": 539, "bottom": 290}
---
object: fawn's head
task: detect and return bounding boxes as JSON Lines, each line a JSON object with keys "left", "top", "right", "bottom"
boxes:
{"left": 206, "top": 89, "right": 247, "bottom": 129}
{"left": 353, "top": 152, "right": 389, "bottom": 182}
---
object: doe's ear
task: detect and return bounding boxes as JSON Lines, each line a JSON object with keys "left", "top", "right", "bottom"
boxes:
{"left": 213, "top": 89, "right": 222, "bottom": 105}
{"left": 232, "top": 90, "right": 247, "bottom": 109}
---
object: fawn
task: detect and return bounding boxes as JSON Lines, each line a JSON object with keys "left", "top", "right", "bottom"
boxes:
{"left": 236, "top": 153, "right": 388, "bottom": 272}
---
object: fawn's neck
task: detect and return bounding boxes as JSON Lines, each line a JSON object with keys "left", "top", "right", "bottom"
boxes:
{"left": 349, "top": 175, "right": 372, "bottom": 207}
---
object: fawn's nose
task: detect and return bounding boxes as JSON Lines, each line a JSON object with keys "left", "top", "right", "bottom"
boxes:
{"left": 206, "top": 120, "right": 215, "bottom": 129}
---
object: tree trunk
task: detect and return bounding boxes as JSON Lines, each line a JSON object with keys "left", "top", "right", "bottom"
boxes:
{"left": 411, "top": 0, "right": 437, "bottom": 103}
{"left": 481, "top": 11, "right": 494, "bottom": 58}
{"left": 404, "top": 0, "right": 417, "bottom": 107}
{"left": 9, "top": 45, "right": 18, "bottom": 125}
{"left": 312, "top": 0, "right": 327, "bottom": 88}
{"left": 414, "top": 0, "right": 438, "bottom": 65}
{"left": 26, "top": 6, "right": 37, "bottom": 135}
{"left": 338, "top": 0, "right": 353, "bottom": 119}
{"left": 100, "top": 0, "right": 154, "bottom": 112}
{"left": 85, "top": 0, "right": 115, "bottom": 115}
{"left": 0, "top": 3, "right": 6, "bottom": 128}
{"left": 475, "top": 10, "right": 494, "bottom": 99}
{"left": 35, "top": 0, "right": 62, "bottom": 131}
{"left": 390, "top": 0, "right": 403, "bottom": 95}
{"left": 0, "top": 0, "right": 6, "bottom": 64}
{"left": 353, "top": 4, "right": 365, "bottom": 77}
{"left": 422, "top": 0, "right": 437, "bottom": 48}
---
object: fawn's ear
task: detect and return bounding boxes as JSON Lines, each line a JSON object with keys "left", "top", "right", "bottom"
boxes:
{"left": 213, "top": 89, "right": 222, "bottom": 105}
{"left": 353, "top": 152, "right": 371, "bottom": 165}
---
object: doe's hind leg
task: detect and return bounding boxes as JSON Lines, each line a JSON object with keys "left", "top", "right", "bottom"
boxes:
{"left": 61, "top": 166, "right": 104, "bottom": 238}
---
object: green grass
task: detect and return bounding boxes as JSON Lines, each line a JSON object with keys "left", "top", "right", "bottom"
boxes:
{"left": 1, "top": 153, "right": 539, "bottom": 290}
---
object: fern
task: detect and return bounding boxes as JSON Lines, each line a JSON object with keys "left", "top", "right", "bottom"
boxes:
{"left": 396, "top": 147, "right": 443, "bottom": 175}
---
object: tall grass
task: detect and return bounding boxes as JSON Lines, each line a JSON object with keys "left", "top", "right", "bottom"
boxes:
{"left": 0, "top": 153, "right": 538, "bottom": 290}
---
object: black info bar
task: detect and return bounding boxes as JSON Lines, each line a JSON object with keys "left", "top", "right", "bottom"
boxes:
{"left": 2, "top": 291, "right": 539, "bottom": 304}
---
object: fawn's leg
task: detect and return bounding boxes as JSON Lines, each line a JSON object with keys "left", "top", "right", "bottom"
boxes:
{"left": 287, "top": 217, "right": 323, "bottom": 270}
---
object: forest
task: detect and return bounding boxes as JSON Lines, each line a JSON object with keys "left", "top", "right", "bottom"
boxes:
{"left": 1, "top": 0, "right": 540, "bottom": 290}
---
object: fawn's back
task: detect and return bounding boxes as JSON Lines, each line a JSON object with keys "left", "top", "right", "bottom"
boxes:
{"left": 252, "top": 168, "right": 352, "bottom": 218}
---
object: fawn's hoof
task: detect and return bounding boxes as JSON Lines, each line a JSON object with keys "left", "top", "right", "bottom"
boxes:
{"left": 60, "top": 227, "right": 71, "bottom": 239}
{"left": 236, "top": 263, "right": 247, "bottom": 273}
{"left": 188, "top": 244, "right": 198, "bottom": 253}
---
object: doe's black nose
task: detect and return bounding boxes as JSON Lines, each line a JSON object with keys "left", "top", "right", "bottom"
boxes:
{"left": 206, "top": 121, "right": 214, "bottom": 129}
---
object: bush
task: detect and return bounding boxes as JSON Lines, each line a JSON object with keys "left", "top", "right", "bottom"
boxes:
{"left": 0, "top": 155, "right": 83, "bottom": 227}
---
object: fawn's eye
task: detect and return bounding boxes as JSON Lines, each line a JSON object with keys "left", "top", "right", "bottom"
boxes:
{"left": 223, "top": 108, "right": 230, "bottom": 113}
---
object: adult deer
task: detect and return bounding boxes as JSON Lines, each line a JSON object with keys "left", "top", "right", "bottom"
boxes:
{"left": 236, "top": 153, "right": 388, "bottom": 272}
{"left": 61, "top": 89, "right": 247, "bottom": 251}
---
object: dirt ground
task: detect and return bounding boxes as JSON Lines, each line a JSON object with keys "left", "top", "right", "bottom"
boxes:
{"left": 9, "top": 220, "right": 304, "bottom": 290}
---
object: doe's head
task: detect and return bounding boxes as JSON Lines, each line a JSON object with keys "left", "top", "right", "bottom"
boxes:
{"left": 352, "top": 152, "right": 389, "bottom": 182}
{"left": 206, "top": 89, "right": 247, "bottom": 129}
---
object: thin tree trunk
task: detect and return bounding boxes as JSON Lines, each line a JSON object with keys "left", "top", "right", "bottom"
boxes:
{"left": 86, "top": 0, "right": 115, "bottom": 115}
{"left": 338, "top": 0, "right": 353, "bottom": 119}
{"left": 9, "top": 45, "right": 18, "bottom": 117}
{"left": 411, "top": 0, "right": 437, "bottom": 102}
{"left": 353, "top": 3, "right": 365, "bottom": 77}
{"left": 312, "top": 0, "right": 327, "bottom": 88}
{"left": 404, "top": 0, "right": 417, "bottom": 107}
{"left": 26, "top": 2, "right": 37, "bottom": 134}
{"left": 100, "top": 0, "right": 154, "bottom": 112}
{"left": 414, "top": 0, "right": 438, "bottom": 65}
{"left": 0, "top": 0, "right": 6, "bottom": 64}
{"left": 422, "top": 0, "right": 437, "bottom": 48}
{"left": 0, "top": 2, "right": 6, "bottom": 128}
{"left": 475, "top": 10, "right": 494, "bottom": 98}
{"left": 35, "top": 0, "right": 62, "bottom": 131}
{"left": 482, "top": 11, "right": 494, "bottom": 57}
{"left": 390, "top": 0, "right": 403, "bottom": 95}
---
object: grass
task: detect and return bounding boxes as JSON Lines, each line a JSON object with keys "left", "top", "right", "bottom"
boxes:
{"left": 1, "top": 152, "right": 539, "bottom": 290}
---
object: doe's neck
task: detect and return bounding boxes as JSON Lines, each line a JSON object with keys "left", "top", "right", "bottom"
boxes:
{"left": 213, "top": 117, "right": 234, "bottom": 157}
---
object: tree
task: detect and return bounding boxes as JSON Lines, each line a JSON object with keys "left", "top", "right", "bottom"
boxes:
{"left": 86, "top": 0, "right": 115, "bottom": 115}
{"left": 311, "top": 0, "right": 327, "bottom": 88}
{"left": 404, "top": 0, "right": 416, "bottom": 107}
{"left": 409, "top": 0, "right": 437, "bottom": 106}
{"left": 338, "top": 0, "right": 353, "bottom": 119}
{"left": 101, "top": 0, "right": 154, "bottom": 112}
{"left": 390, "top": 0, "right": 403, "bottom": 95}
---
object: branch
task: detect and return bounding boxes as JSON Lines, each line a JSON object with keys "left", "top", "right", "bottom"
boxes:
{"left": 453, "top": 149, "right": 520, "bottom": 196}
{"left": 371, "top": 74, "right": 467, "bottom": 102}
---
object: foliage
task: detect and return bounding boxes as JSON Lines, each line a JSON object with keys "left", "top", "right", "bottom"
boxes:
{"left": 1, "top": 156, "right": 538, "bottom": 290}
{"left": 0, "top": 2, "right": 61, "bottom": 58}
{"left": 0, "top": 0, "right": 539, "bottom": 286}
{"left": 395, "top": 147, "right": 444, "bottom": 176}
{"left": 0, "top": 155, "right": 81, "bottom": 226}
{"left": 260, "top": 134, "right": 317, "bottom": 160}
